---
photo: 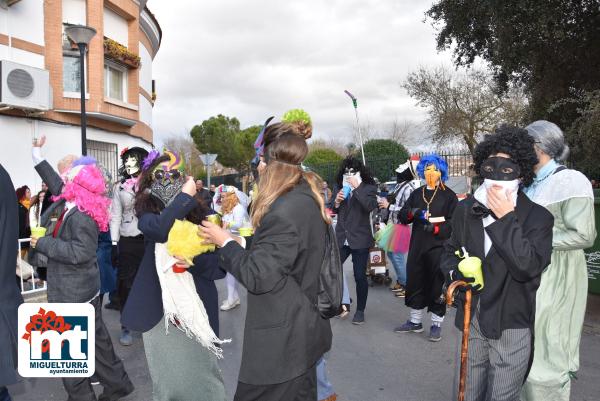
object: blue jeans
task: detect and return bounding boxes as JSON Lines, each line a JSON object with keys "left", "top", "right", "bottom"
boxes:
{"left": 387, "top": 251, "right": 407, "bottom": 286}
{"left": 342, "top": 270, "right": 351, "bottom": 305}
{"left": 316, "top": 355, "right": 335, "bottom": 400}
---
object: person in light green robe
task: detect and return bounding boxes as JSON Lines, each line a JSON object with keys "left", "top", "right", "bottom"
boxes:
{"left": 522, "top": 120, "right": 597, "bottom": 401}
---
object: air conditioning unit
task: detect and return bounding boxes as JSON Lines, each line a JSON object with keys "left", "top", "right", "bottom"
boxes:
{"left": 0, "top": 60, "right": 52, "bottom": 111}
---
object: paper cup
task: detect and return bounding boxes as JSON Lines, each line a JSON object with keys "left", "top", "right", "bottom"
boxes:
{"left": 31, "top": 226, "right": 47, "bottom": 239}
{"left": 458, "top": 256, "right": 484, "bottom": 290}
{"left": 239, "top": 227, "right": 253, "bottom": 237}
{"left": 343, "top": 185, "right": 352, "bottom": 199}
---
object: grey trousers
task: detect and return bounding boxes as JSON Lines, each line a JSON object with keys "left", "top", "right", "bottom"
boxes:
{"left": 62, "top": 296, "right": 133, "bottom": 401}
{"left": 456, "top": 312, "right": 531, "bottom": 401}
{"left": 143, "top": 319, "right": 226, "bottom": 401}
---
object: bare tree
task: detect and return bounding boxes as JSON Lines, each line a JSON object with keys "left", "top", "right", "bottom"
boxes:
{"left": 349, "top": 117, "right": 377, "bottom": 147}
{"left": 403, "top": 66, "right": 528, "bottom": 155}
{"left": 162, "top": 135, "right": 205, "bottom": 178}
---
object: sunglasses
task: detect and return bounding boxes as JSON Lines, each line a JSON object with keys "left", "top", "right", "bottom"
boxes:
{"left": 153, "top": 169, "right": 182, "bottom": 181}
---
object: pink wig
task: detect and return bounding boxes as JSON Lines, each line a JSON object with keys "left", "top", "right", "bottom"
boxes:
{"left": 53, "top": 164, "right": 111, "bottom": 231}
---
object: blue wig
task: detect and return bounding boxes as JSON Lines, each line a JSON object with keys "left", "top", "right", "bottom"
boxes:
{"left": 72, "top": 156, "right": 97, "bottom": 167}
{"left": 416, "top": 154, "right": 448, "bottom": 182}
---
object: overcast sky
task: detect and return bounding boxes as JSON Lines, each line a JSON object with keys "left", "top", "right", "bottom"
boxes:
{"left": 147, "top": 0, "right": 454, "bottom": 149}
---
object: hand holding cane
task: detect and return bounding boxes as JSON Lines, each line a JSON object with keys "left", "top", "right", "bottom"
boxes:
{"left": 446, "top": 280, "right": 472, "bottom": 401}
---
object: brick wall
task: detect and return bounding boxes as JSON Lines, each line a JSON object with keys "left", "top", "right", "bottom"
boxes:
{"left": 36, "top": 0, "right": 156, "bottom": 143}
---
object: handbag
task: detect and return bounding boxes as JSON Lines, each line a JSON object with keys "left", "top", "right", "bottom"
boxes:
{"left": 16, "top": 255, "right": 34, "bottom": 280}
{"left": 293, "top": 223, "right": 343, "bottom": 319}
{"left": 315, "top": 224, "right": 344, "bottom": 319}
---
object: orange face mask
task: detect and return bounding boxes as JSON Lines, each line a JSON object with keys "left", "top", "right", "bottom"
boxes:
{"left": 424, "top": 164, "right": 441, "bottom": 188}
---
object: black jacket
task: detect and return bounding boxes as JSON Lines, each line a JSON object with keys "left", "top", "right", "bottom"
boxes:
{"left": 17, "top": 202, "right": 30, "bottom": 242}
{"left": 0, "top": 163, "right": 23, "bottom": 386}
{"left": 332, "top": 182, "right": 378, "bottom": 249}
{"left": 121, "top": 193, "right": 226, "bottom": 336}
{"left": 218, "top": 181, "right": 332, "bottom": 385}
{"left": 398, "top": 185, "right": 457, "bottom": 250}
{"left": 440, "top": 193, "right": 554, "bottom": 339}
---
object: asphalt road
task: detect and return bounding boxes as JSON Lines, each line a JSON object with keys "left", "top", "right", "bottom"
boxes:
{"left": 9, "top": 259, "right": 600, "bottom": 401}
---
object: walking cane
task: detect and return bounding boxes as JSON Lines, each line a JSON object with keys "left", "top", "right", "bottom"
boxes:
{"left": 446, "top": 281, "right": 473, "bottom": 401}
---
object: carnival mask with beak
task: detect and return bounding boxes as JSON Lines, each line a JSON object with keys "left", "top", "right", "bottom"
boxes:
{"left": 424, "top": 164, "right": 441, "bottom": 188}
{"left": 150, "top": 150, "right": 185, "bottom": 207}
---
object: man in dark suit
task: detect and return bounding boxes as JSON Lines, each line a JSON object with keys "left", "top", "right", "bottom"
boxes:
{"left": 0, "top": 163, "right": 23, "bottom": 401}
{"left": 441, "top": 127, "right": 554, "bottom": 401}
{"left": 332, "top": 157, "right": 378, "bottom": 325}
{"left": 30, "top": 137, "right": 133, "bottom": 401}
{"left": 195, "top": 179, "right": 213, "bottom": 208}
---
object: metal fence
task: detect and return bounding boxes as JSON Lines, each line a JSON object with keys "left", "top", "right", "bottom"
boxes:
{"left": 206, "top": 151, "right": 475, "bottom": 193}
{"left": 304, "top": 151, "right": 474, "bottom": 186}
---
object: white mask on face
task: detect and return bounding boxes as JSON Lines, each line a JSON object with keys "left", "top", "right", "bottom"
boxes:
{"left": 482, "top": 178, "right": 520, "bottom": 193}
{"left": 474, "top": 179, "right": 520, "bottom": 207}
{"left": 125, "top": 156, "right": 140, "bottom": 176}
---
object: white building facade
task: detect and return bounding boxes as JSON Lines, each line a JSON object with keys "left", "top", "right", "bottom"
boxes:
{"left": 0, "top": 0, "right": 161, "bottom": 190}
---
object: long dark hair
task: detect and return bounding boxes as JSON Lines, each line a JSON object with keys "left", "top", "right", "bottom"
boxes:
{"left": 334, "top": 156, "right": 375, "bottom": 188}
{"left": 15, "top": 185, "right": 29, "bottom": 202}
{"left": 30, "top": 190, "right": 45, "bottom": 216}
{"left": 134, "top": 154, "right": 210, "bottom": 221}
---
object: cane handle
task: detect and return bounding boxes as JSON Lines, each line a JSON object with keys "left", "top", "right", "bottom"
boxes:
{"left": 445, "top": 280, "right": 472, "bottom": 401}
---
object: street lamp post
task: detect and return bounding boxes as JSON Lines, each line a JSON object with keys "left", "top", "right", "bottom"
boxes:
{"left": 199, "top": 154, "right": 218, "bottom": 189}
{"left": 64, "top": 24, "right": 96, "bottom": 156}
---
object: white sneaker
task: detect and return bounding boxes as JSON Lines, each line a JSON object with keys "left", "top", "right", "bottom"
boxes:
{"left": 220, "top": 298, "right": 241, "bottom": 311}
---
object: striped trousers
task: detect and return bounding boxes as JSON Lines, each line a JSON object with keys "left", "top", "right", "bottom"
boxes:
{"left": 455, "top": 312, "right": 531, "bottom": 401}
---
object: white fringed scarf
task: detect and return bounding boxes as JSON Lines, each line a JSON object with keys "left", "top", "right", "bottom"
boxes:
{"left": 154, "top": 243, "right": 231, "bottom": 358}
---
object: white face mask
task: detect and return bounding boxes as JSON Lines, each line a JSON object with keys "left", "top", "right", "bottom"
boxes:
{"left": 125, "top": 156, "right": 140, "bottom": 176}
{"left": 475, "top": 179, "right": 520, "bottom": 207}
{"left": 482, "top": 178, "right": 519, "bottom": 193}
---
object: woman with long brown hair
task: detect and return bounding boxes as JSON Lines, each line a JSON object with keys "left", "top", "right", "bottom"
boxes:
{"left": 201, "top": 122, "right": 333, "bottom": 401}
{"left": 28, "top": 190, "right": 45, "bottom": 228}
{"left": 15, "top": 185, "right": 31, "bottom": 257}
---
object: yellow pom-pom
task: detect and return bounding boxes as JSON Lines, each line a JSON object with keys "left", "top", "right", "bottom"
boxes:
{"left": 167, "top": 220, "right": 215, "bottom": 265}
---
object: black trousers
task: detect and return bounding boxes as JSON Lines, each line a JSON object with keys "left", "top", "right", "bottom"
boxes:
{"left": 62, "top": 296, "right": 133, "bottom": 401}
{"left": 339, "top": 246, "right": 369, "bottom": 312}
{"left": 405, "top": 246, "right": 446, "bottom": 317}
{"left": 116, "top": 235, "right": 144, "bottom": 315}
{"left": 0, "top": 386, "right": 10, "bottom": 401}
{"left": 234, "top": 366, "right": 317, "bottom": 401}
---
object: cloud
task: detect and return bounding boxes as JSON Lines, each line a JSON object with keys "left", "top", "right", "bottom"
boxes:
{"left": 147, "top": 0, "right": 453, "bottom": 147}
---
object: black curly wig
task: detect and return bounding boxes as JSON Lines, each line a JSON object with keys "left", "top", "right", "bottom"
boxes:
{"left": 473, "top": 125, "right": 538, "bottom": 187}
{"left": 335, "top": 156, "right": 375, "bottom": 188}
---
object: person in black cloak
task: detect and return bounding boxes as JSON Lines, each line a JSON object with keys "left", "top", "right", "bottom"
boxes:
{"left": 0, "top": 163, "right": 24, "bottom": 401}
{"left": 395, "top": 154, "right": 458, "bottom": 342}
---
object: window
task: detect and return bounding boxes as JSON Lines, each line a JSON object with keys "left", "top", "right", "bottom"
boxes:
{"left": 63, "top": 55, "right": 81, "bottom": 93}
{"left": 104, "top": 63, "right": 127, "bottom": 102}
{"left": 86, "top": 140, "right": 118, "bottom": 182}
